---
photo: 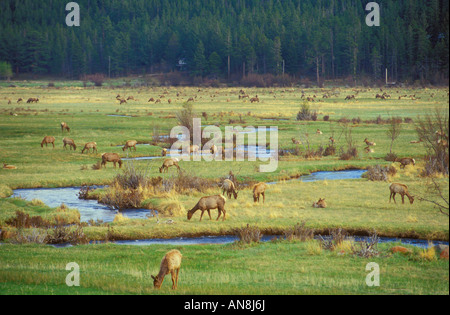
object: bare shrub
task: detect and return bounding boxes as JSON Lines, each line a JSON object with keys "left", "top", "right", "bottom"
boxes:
{"left": 365, "top": 165, "right": 396, "bottom": 181}
{"left": 45, "top": 226, "right": 89, "bottom": 245}
{"left": 415, "top": 109, "right": 449, "bottom": 176}
{"left": 11, "top": 229, "right": 48, "bottom": 244}
{"left": 5, "top": 211, "right": 49, "bottom": 229}
{"left": 283, "top": 222, "right": 315, "bottom": 242}
{"left": 351, "top": 232, "right": 379, "bottom": 258}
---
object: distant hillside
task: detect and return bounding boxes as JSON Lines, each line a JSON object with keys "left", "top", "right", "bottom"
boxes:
{"left": 0, "top": 0, "right": 448, "bottom": 84}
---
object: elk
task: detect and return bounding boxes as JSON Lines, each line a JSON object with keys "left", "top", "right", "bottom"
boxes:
{"left": 162, "top": 148, "right": 167, "bottom": 157}
{"left": 312, "top": 198, "right": 327, "bottom": 208}
{"left": 222, "top": 179, "right": 238, "bottom": 200}
{"left": 151, "top": 249, "right": 182, "bottom": 290}
{"left": 389, "top": 183, "right": 414, "bottom": 204}
{"left": 61, "top": 122, "right": 70, "bottom": 133}
{"left": 101, "top": 153, "right": 123, "bottom": 168}
{"left": 81, "top": 142, "right": 98, "bottom": 154}
{"left": 364, "top": 146, "right": 374, "bottom": 154}
{"left": 159, "top": 158, "right": 180, "bottom": 173}
{"left": 17, "top": 98, "right": 23, "bottom": 103}
{"left": 148, "top": 97, "right": 155, "bottom": 102}
{"left": 250, "top": 97, "right": 259, "bottom": 103}
{"left": 63, "top": 138, "right": 77, "bottom": 151}
{"left": 27, "top": 98, "right": 39, "bottom": 103}
{"left": 329, "top": 137, "right": 335, "bottom": 145}
{"left": 316, "top": 129, "right": 323, "bottom": 135}
{"left": 210, "top": 144, "right": 218, "bottom": 155}
{"left": 364, "top": 138, "right": 376, "bottom": 146}
{"left": 345, "top": 95, "right": 355, "bottom": 100}
{"left": 122, "top": 140, "right": 137, "bottom": 152}
{"left": 395, "top": 157, "right": 415, "bottom": 169}
{"left": 3, "top": 163, "right": 17, "bottom": 170}
{"left": 41, "top": 136, "right": 55, "bottom": 148}
{"left": 187, "top": 195, "right": 227, "bottom": 221}
{"left": 253, "top": 182, "right": 267, "bottom": 203}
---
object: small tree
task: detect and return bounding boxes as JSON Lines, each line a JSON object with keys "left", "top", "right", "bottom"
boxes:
{"left": 387, "top": 116, "right": 403, "bottom": 154}
{"left": 0, "top": 61, "right": 13, "bottom": 81}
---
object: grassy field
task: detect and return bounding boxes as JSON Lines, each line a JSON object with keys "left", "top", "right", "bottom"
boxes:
{"left": 0, "top": 81, "right": 448, "bottom": 295}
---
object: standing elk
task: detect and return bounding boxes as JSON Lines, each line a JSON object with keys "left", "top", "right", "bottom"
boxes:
{"left": 122, "top": 140, "right": 137, "bottom": 152}
{"left": 41, "top": 136, "right": 55, "bottom": 148}
{"left": 81, "top": 142, "right": 98, "bottom": 154}
{"left": 395, "top": 157, "right": 415, "bottom": 169}
{"left": 187, "top": 195, "right": 227, "bottom": 221}
{"left": 253, "top": 182, "right": 267, "bottom": 203}
{"left": 222, "top": 179, "right": 238, "bottom": 200}
{"left": 389, "top": 183, "right": 414, "bottom": 204}
{"left": 151, "top": 250, "right": 182, "bottom": 290}
{"left": 63, "top": 138, "right": 77, "bottom": 151}
{"left": 159, "top": 158, "right": 180, "bottom": 173}
{"left": 61, "top": 122, "right": 70, "bottom": 133}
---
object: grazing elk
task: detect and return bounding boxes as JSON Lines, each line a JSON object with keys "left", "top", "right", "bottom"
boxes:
{"left": 159, "top": 158, "right": 180, "bottom": 173}
{"left": 101, "top": 153, "right": 123, "bottom": 168}
{"left": 253, "top": 182, "right": 267, "bottom": 203}
{"left": 81, "top": 142, "right": 98, "bottom": 154}
{"left": 187, "top": 195, "right": 227, "bottom": 221}
{"left": 61, "top": 122, "right": 70, "bottom": 133}
{"left": 41, "top": 136, "right": 55, "bottom": 148}
{"left": 389, "top": 183, "right": 414, "bottom": 204}
{"left": 122, "top": 140, "right": 138, "bottom": 152}
{"left": 312, "top": 198, "right": 327, "bottom": 208}
{"left": 63, "top": 138, "right": 77, "bottom": 151}
{"left": 395, "top": 157, "right": 415, "bottom": 169}
{"left": 222, "top": 179, "right": 238, "bottom": 200}
{"left": 3, "top": 163, "right": 17, "bottom": 170}
{"left": 151, "top": 250, "right": 182, "bottom": 290}
{"left": 364, "top": 138, "right": 376, "bottom": 146}
{"left": 250, "top": 97, "right": 260, "bottom": 103}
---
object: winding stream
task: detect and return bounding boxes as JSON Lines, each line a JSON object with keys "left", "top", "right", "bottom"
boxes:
{"left": 10, "top": 169, "right": 447, "bottom": 248}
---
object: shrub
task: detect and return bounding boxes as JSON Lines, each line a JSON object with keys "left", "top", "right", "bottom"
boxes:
{"left": 296, "top": 101, "right": 317, "bottom": 121}
{"left": 351, "top": 232, "right": 379, "bottom": 258}
{"left": 5, "top": 211, "right": 49, "bottom": 229}
{"left": 385, "top": 152, "right": 398, "bottom": 162}
{"left": 283, "top": 222, "right": 315, "bottom": 242}
{"left": 323, "top": 145, "right": 336, "bottom": 156}
{"left": 45, "top": 226, "right": 89, "bottom": 245}
{"left": 365, "top": 165, "right": 397, "bottom": 181}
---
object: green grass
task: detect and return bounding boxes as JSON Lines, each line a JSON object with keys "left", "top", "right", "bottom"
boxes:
{"left": 0, "top": 242, "right": 448, "bottom": 295}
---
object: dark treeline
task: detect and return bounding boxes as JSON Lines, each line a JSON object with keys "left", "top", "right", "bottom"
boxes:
{"left": 0, "top": 0, "right": 448, "bottom": 84}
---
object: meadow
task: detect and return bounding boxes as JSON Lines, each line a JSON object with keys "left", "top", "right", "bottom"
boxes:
{"left": 0, "top": 80, "right": 448, "bottom": 295}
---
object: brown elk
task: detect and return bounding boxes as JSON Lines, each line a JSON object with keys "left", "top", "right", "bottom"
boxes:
{"left": 364, "top": 138, "right": 376, "bottom": 146}
{"left": 345, "top": 95, "right": 355, "bottom": 100}
{"left": 148, "top": 97, "right": 155, "bottom": 102}
{"left": 101, "top": 153, "right": 123, "bottom": 168}
{"left": 312, "top": 198, "right": 327, "bottom": 208}
{"left": 316, "top": 129, "right": 323, "bottom": 135}
{"left": 187, "top": 195, "right": 227, "bottom": 221}
{"left": 395, "top": 157, "right": 415, "bottom": 169}
{"left": 159, "top": 158, "right": 180, "bottom": 173}
{"left": 3, "top": 163, "right": 17, "bottom": 170}
{"left": 119, "top": 99, "right": 127, "bottom": 105}
{"left": 81, "top": 142, "right": 98, "bottom": 154}
{"left": 122, "top": 140, "right": 137, "bottom": 152}
{"left": 63, "top": 138, "right": 77, "bottom": 151}
{"left": 41, "top": 136, "right": 55, "bottom": 148}
{"left": 162, "top": 148, "right": 167, "bottom": 157}
{"left": 61, "top": 122, "right": 70, "bottom": 133}
{"left": 389, "top": 183, "right": 414, "bottom": 204}
{"left": 27, "top": 98, "right": 39, "bottom": 103}
{"left": 291, "top": 137, "right": 302, "bottom": 145}
{"left": 222, "top": 179, "right": 238, "bottom": 200}
{"left": 253, "top": 182, "right": 267, "bottom": 203}
{"left": 151, "top": 250, "right": 182, "bottom": 290}
{"left": 17, "top": 98, "right": 23, "bottom": 103}
{"left": 250, "top": 97, "right": 259, "bottom": 103}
